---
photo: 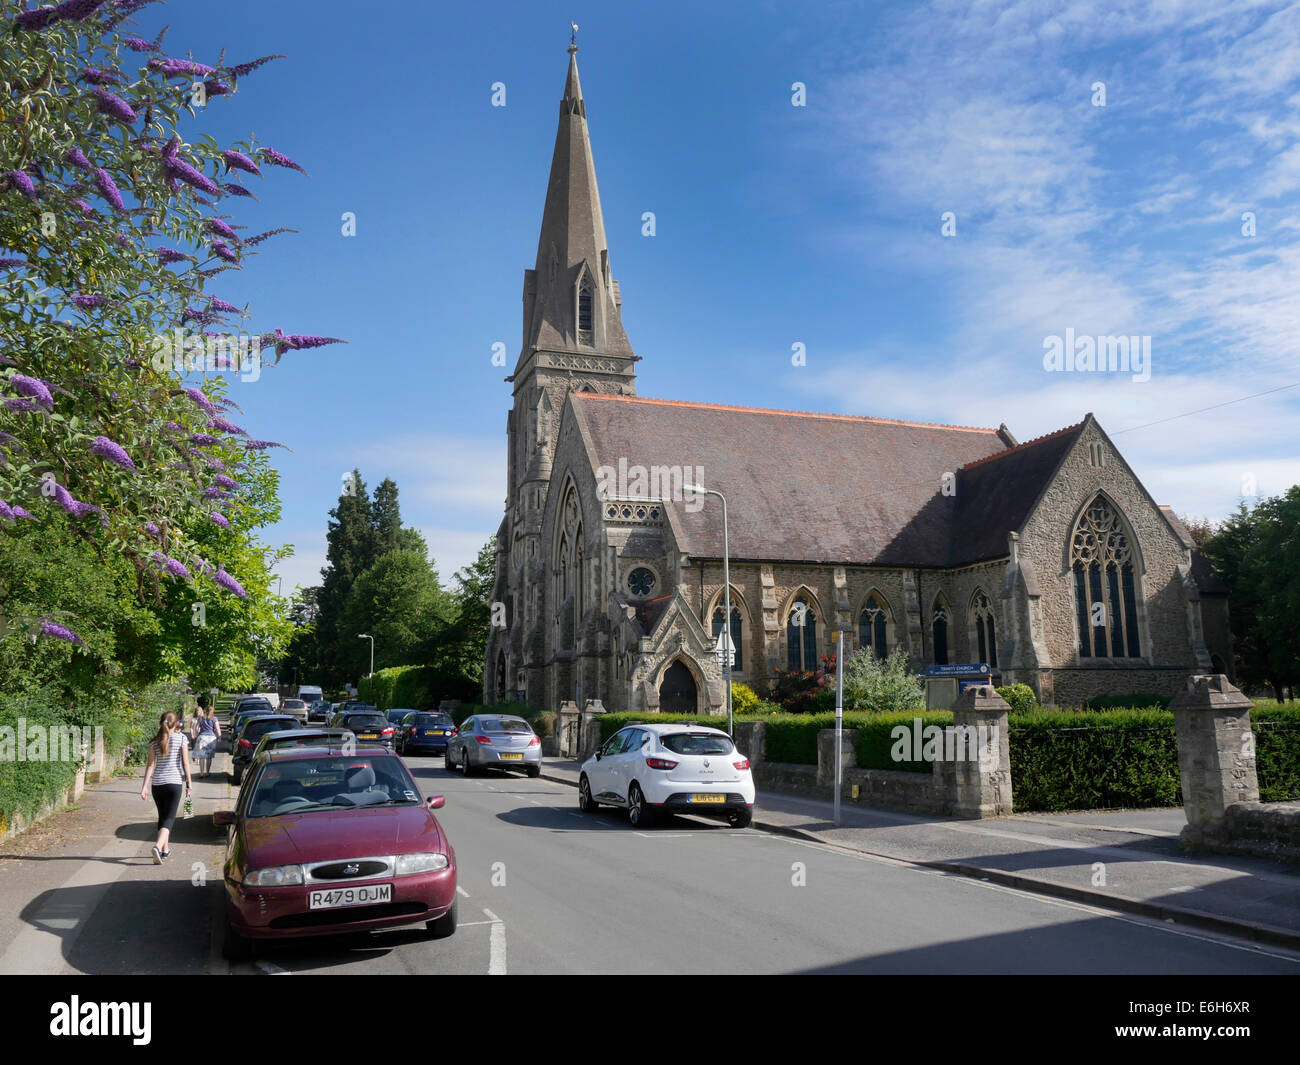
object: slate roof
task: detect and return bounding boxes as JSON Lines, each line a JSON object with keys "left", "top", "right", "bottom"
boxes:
{"left": 573, "top": 394, "right": 1088, "bottom": 568}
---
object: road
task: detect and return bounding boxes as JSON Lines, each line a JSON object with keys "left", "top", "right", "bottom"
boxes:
{"left": 2, "top": 749, "right": 1299, "bottom": 975}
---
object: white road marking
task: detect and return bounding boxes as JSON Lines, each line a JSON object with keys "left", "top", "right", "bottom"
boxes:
{"left": 456, "top": 886, "right": 470, "bottom": 898}
{"left": 482, "top": 908, "right": 507, "bottom": 975}
{"left": 256, "top": 960, "right": 290, "bottom": 975}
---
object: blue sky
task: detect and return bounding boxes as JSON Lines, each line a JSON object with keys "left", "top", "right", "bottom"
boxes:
{"left": 137, "top": 0, "right": 1300, "bottom": 593}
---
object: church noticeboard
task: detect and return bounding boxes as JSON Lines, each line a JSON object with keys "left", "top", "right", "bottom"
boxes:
{"left": 924, "top": 664, "right": 992, "bottom": 710}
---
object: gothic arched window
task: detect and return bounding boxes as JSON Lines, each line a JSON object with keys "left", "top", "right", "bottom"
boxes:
{"left": 970, "top": 591, "right": 997, "bottom": 668}
{"left": 787, "top": 597, "right": 818, "bottom": 671}
{"left": 931, "top": 597, "right": 950, "bottom": 666}
{"left": 1072, "top": 497, "right": 1141, "bottom": 658}
{"left": 712, "top": 604, "right": 743, "bottom": 672}
{"left": 577, "top": 276, "right": 594, "bottom": 345}
{"left": 858, "top": 593, "right": 891, "bottom": 659}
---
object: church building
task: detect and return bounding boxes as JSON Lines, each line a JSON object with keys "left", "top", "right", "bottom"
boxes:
{"left": 484, "top": 45, "right": 1232, "bottom": 713}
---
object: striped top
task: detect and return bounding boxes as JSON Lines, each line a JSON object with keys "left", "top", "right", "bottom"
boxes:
{"left": 150, "top": 732, "right": 189, "bottom": 786}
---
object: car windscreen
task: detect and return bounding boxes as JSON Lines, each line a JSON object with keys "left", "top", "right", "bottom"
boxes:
{"left": 244, "top": 718, "right": 301, "bottom": 740}
{"left": 416, "top": 714, "right": 454, "bottom": 726}
{"left": 661, "top": 732, "right": 734, "bottom": 755}
{"left": 245, "top": 756, "right": 420, "bottom": 817}
{"left": 479, "top": 717, "right": 532, "bottom": 733}
{"left": 344, "top": 715, "right": 387, "bottom": 730}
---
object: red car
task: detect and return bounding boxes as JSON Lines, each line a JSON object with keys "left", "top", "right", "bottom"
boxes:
{"left": 214, "top": 746, "right": 457, "bottom": 960}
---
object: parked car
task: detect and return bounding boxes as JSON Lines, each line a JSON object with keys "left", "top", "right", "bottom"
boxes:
{"left": 251, "top": 728, "right": 355, "bottom": 760}
{"left": 230, "top": 702, "right": 275, "bottom": 740}
{"left": 445, "top": 714, "right": 541, "bottom": 777}
{"left": 306, "top": 700, "right": 331, "bottom": 723}
{"left": 577, "top": 723, "right": 754, "bottom": 829}
{"left": 231, "top": 715, "right": 302, "bottom": 785}
{"left": 215, "top": 745, "right": 457, "bottom": 961}
{"left": 281, "top": 698, "right": 309, "bottom": 724}
{"left": 328, "top": 708, "right": 395, "bottom": 749}
{"left": 396, "top": 712, "right": 457, "bottom": 756}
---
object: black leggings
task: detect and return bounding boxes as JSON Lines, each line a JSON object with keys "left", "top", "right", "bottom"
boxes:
{"left": 152, "top": 784, "right": 183, "bottom": 831}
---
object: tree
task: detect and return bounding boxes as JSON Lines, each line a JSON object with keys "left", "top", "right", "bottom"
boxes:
{"left": 427, "top": 535, "right": 495, "bottom": 699}
{"left": 342, "top": 549, "right": 449, "bottom": 680}
{"left": 315, "top": 469, "right": 372, "bottom": 686}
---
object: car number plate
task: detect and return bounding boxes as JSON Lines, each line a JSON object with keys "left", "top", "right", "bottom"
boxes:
{"left": 691, "top": 793, "right": 725, "bottom": 804}
{"left": 308, "top": 884, "right": 392, "bottom": 910}
{"left": 359, "top": 733, "right": 377, "bottom": 739}
{"left": 500, "top": 753, "right": 523, "bottom": 760}
{"left": 425, "top": 730, "right": 440, "bottom": 735}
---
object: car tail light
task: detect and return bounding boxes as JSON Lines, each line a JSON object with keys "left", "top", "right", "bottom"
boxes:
{"left": 733, "top": 759, "right": 750, "bottom": 771}
{"left": 645, "top": 757, "right": 678, "bottom": 770}
{"left": 476, "top": 735, "right": 493, "bottom": 744}
{"left": 381, "top": 727, "right": 394, "bottom": 735}
{"left": 528, "top": 736, "right": 540, "bottom": 747}
{"left": 238, "top": 738, "right": 252, "bottom": 749}
{"left": 408, "top": 726, "right": 417, "bottom": 735}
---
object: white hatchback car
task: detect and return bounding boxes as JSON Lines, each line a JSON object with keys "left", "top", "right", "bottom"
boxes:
{"left": 578, "top": 723, "right": 755, "bottom": 828}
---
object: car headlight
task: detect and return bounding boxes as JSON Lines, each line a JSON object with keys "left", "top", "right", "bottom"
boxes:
{"left": 244, "top": 864, "right": 304, "bottom": 886}
{"left": 395, "top": 852, "right": 449, "bottom": 875}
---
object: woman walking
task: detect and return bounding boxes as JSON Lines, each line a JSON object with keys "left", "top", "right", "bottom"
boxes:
{"left": 140, "top": 711, "right": 192, "bottom": 864}
{"left": 194, "top": 694, "right": 221, "bottom": 777}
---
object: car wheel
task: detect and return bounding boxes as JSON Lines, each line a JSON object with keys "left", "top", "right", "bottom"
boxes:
{"left": 231, "top": 765, "right": 242, "bottom": 786}
{"left": 222, "top": 920, "right": 253, "bottom": 963}
{"left": 578, "top": 774, "right": 599, "bottom": 812}
{"left": 526, "top": 765, "right": 541, "bottom": 778}
{"left": 627, "top": 782, "right": 656, "bottom": 828}
{"left": 728, "top": 808, "right": 753, "bottom": 829}
{"left": 427, "top": 896, "right": 457, "bottom": 939}
{"left": 461, "top": 750, "right": 474, "bottom": 777}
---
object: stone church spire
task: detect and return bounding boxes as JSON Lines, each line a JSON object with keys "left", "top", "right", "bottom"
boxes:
{"left": 516, "top": 42, "right": 636, "bottom": 373}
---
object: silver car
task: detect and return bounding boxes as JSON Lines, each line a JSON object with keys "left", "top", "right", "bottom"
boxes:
{"left": 445, "top": 714, "right": 542, "bottom": 777}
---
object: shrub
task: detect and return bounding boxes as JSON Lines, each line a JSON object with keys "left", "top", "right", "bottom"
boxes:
{"left": 359, "top": 665, "right": 437, "bottom": 711}
{"left": 843, "top": 646, "right": 924, "bottom": 713}
{"left": 730, "top": 683, "right": 761, "bottom": 715}
{"left": 1081, "top": 692, "right": 1171, "bottom": 711}
{"left": 996, "top": 684, "right": 1039, "bottom": 714}
{"left": 855, "top": 711, "right": 955, "bottom": 772}
{"left": 1254, "top": 704, "right": 1300, "bottom": 801}
{"left": 771, "top": 657, "right": 835, "bottom": 714}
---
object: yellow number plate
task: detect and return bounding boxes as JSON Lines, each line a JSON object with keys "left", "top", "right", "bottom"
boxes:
{"left": 500, "top": 753, "right": 523, "bottom": 760}
{"left": 691, "top": 793, "right": 725, "bottom": 804}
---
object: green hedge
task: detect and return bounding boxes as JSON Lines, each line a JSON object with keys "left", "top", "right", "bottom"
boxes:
{"left": 1255, "top": 705, "right": 1300, "bottom": 802}
{"left": 1081, "top": 692, "right": 1172, "bottom": 710}
{"left": 1008, "top": 708, "right": 1180, "bottom": 811}
{"left": 358, "top": 665, "right": 437, "bottom": 712}
{"left": 856, "top": 711, "right": 957, "bottom": 772}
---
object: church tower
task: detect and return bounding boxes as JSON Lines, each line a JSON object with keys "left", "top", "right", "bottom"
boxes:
{"left": 489, "top": 42, "right": 636, "bottom": 702}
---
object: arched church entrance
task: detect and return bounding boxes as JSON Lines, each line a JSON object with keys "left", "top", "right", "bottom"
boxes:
{"left": 659, "top": 660, "right": 698, "bottom": 714}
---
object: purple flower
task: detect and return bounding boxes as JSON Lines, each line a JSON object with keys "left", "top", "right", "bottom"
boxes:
{"left": 5, "top": 398, "right": 46, "bottom": 413}
{"left": 0, "top": 500, "right": 12, "bottom": 522}
{"left": 12, "top": 505, "right": 33, "bottom": 520}
{"left": 208, "top": 296, "right": 240, "bottom": 314}
{"left": 91, "top": 435, "right": 136, "bottom": 471}
{"left": 183, "top": 387, "right": 218, "bottom": 412}
{"left": 222, "top": 150, "right": 261, "bottom": 176}
{"left": 148, "top": 57, "right": 215, "bottom": 78}
{"left": 210, "top": 242, "right": 239, "bottom": 263}
{"left": 262, "top": 329, "right": 347, "bottom": 356}
{"left": 94, "top": 167, "right": 125, "bottom": 211}
{"left": 190, "top": 433, "right": 219, "bottom": 446}
{"left": 10, "top": 375, "right": 55, "bottom": 409}
{"left": 203, "top": 486, "right": 230, "bottom": 499}
{"left": 144, "top": 521, "right": 161, "bottom": 540}
{"left": 65, "top": 147, "right": 91, "bottom": 169}
{"left": 213, "top": 568, "right": 247, "bottom": 597}
{"left": 182, "top": 306, "right": 219, "bottom": 326}
{"left": 209, "top": 511, "right": 230, "bottom": 529}
{"left": 49, "top": 481, "right": 101, "bottom": 520}
{"left": 0, "top": 258, "right": 28, "bottom": 269}
{"left": 124, "top": 37, "right": 157, "bottom": 52}
{"left": 40, "top": 621, "right": 84, "bottom": 646}
{"left": 245, "top": 227, "right": 296, "bottom": 247}
{"left": 164, "top": 421, "right": 183, "bottom": 432}
{"left": 155, "top": 247, "right": 188, "bottom": 264}
{"left": 208, "top": 416, "right": 246, "bottom": 436}
{"left": 244, "top": 439, "right": 286, "bottom": 450}
{"left": 152, "top": 551, "right": 190, "bottom": 579}
{"left": 91, "top": 87, "right": 137, "bottom": 124}
{"left": 220, "top": 182, "right": 256, "bottom": 200}
{"left": 225, "top": 54, "right": 285, "bottom": 78}
{"left": 257, "top": 147, "right": 308, "bottom": 175}
{"left": 213, "top": 474, "right": 237, "bottom": 490}
{"left": 72, "top": 199, "right": 95, "bottom": 216}
{"left": 71, "top": 294, "right": 108, "bottom": 309}
{"left": 203, "top": 80, "right": 232, "bottom": 98}
{"left": 163, "top": 155, "right": 219, "bottom": 195}
{"left": 207, "top": 218, "right": 240, "bottom": 241}
{"left": 4, "top": 170, "right": 38, "bottom": 202}
{"left": 79, "top": 67, "right": 123, "bottom": 85}
{"left": 18, "top": 0, "right": 107, "bottom": 31}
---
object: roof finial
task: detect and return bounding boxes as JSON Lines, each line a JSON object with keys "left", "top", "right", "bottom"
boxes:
{"left": 569, "top": 21, "right": 578, "bottom": 54}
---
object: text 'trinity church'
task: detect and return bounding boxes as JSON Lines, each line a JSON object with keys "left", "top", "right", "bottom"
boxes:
{"left": 483, "top": 44, "right": 1232, "bottom": 714}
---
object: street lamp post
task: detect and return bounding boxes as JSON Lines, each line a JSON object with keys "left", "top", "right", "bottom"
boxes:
{"left": 683, "top": 484, "right": 732, "bottom": 736}
{"left": 357, "top": 633, "right": 374, "bottom": 683}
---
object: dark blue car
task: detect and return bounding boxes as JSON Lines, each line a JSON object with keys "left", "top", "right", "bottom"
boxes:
{"left": 396, "top": 711, "right": 458, "bottom": 756}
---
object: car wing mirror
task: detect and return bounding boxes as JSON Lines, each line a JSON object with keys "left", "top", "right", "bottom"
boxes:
{"left": 213, "top": 810, "right": 235, "bottom": 826}
{"left": 426, "top": 795, "right": 445, "bottom": 810}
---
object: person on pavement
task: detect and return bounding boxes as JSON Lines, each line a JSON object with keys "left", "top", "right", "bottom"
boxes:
{"left": 194, "top": 695, "right": 220, "bottom": 777}
{"left": 140, "top": 711, "right": 193, "bottom": 864}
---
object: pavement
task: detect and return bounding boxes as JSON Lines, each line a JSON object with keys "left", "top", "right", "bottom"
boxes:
{"left": 539, "top": 758, "right": 1300, "bottom": 950}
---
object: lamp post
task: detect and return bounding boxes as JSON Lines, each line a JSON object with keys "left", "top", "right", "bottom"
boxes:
{"left": 683, "top": 484, "right": 732, "bottom": 736}
{"left": 357, "top": 633, "right": 374, "bottom": 683}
